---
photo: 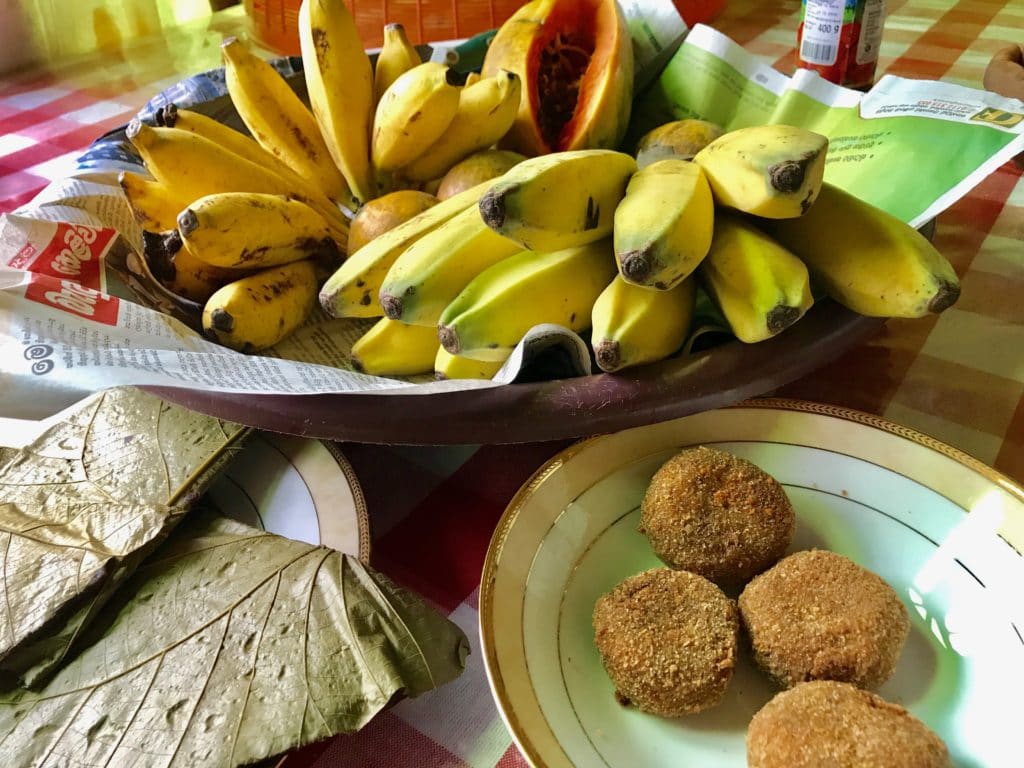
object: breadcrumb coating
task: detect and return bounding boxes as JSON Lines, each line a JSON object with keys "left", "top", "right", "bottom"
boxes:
{"left": 592, "top": 568, "right": 738, "bottom": 716}
{"left": 747, "top": 681, "right": 950, "bottom": 768}
{"left": 739, "top": 549, "right": 910, "bottom": 690}
{"left": 639, "top": 446, "right": 795, "bottom": 584}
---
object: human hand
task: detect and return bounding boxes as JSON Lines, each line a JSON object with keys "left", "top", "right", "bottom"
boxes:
{"left": 983, "top": 45, "right": 1024, "bottom": 168}
{"left": 984, "top": 44, "right": 1024, "bottom": 102}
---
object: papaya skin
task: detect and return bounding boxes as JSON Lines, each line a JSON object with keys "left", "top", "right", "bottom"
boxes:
{"left": 482, "top": 0, "right": 634, "bottom": 156}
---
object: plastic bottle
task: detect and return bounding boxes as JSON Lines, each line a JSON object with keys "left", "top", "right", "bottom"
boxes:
{"left": 797, "top": 0, "right": 886, "bottom": 90}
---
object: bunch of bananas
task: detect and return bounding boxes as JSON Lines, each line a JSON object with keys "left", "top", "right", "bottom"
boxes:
{"left": 118, "top": 0, "right": 960, "bottom": 375}
{"left": 118, "top": 0, "right": 526, "bottom": 353}
{"left": 323, "top": 122, "right": 961, "bottom": 378}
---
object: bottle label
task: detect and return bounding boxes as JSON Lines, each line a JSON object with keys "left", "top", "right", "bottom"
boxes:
{"left": 856, "top": 0, "right": 886, "bottom": 65}
{"left": 800, "top": 0, "right": 845, "bottom": 66}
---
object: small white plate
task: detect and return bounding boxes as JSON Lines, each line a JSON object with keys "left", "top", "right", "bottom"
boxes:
{"left": 207, "top": 433, "right": 370, "bottom": 560}
{"left": 480, "top": 400, "right": 1024, "bottom": 768}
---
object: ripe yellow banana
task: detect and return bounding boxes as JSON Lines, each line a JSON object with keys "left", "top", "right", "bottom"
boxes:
{"left": 374, "top": 23, "right": 421, "bottom": 104}
{"left": 694, "top": 125, "right": 828, "bottom": 218}
{"left": 319, "top": 180, "right": 492, "bottom": 318}
{"left": 699, "top": 214, "right": 813, "bottom": 343}
{"left": 119, "top": 171, "right": 189, "bottom": 232}
{"left": 438, "top": 239, "right": 617, "bottom": 361}
{"left": 126, "top": 121, "right": 349, "bottom": 248}
{"left": 153, "top": 104, "right": 347, "bottom": 231}
{"left": 222, "top": 36, "right": 350, "bottom": 205}
{"left": 379, "top": 206, "right": 523, "bottom": 326}
{"left": 300, "top": 0, "right": 376, "bottom": 206}
{"left": 203, "top": 260, "right": 319, "bottom": 352}
{"left": 478, "top": 150, "right": 637, "bottom": 251}
{"left": 154, "top": 104, "right": 304, "bottom": 188}
{"left": 351, "top": 317, "right": 438, "bottom": 376}
{"left": 177, "top": 193, "right": 338, "bottom": 270}
{"left": 434, "top": 346, "right": 504, "bottom": 380}
{"left": 402, "top": 71, "right": 521, "bottom": 182}
{"left": 613, "top": 159, "right": 714, "bottom": 290}
{"left": 463, "top": 72, "right": 482, "bottom": 87}
{"left": 765, "top": 183, "right": 960, "bottom": 317}
{"left": 142, "top": 230, "right": 246, "bottom": 303}
{"left": 591, "top": 274, "right": 696, "bottom": 372}
{"left": 372, "top": 62, "right": 461, "bottom": 172}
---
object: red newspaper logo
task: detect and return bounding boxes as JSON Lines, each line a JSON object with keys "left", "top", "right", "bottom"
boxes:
{"left": 24, "top": 273, "right": 120, "bottom": 325}
{"left": 22, "top": 222, "right": 117, "bottom": 292}
{"left": 8, "top": 242, "right": 36, "bottom": 270}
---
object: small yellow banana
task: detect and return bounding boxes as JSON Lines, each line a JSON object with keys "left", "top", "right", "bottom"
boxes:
{"left": 141, "top": 230, "right": 245, "bottom": 303}
{"left": 222, "top": 36, "right": 350, "bottom": 205}
{"left": 765, "top": 183, "right": 960, "bottom": 317}
{"left": 154, "top": 105, "right": 306, "bottom": 189}
{"left": 203, "top": 260, "right": 319, "bottom": 352}
{"left": 153, "top": 104, "right": 347, "bottom": 233}
{"left": 699, "top": 214, "right": 813, "bottom": 343}
{"left": 613, "top": 159, "right": 714, "bottom": 290}
{"left": 434, "top": 347, "right": 504, "bottom": 380}
{"left": 478, "top": 150, "right": 637, "bottom": 251}
{"left": 591, "top": 274, "right": 696, "bottom": 372}
{"left": 300, "top": 0, "right": 375, "bottom": 205}
{"left": 351, "top": 317, "right": 438, "bottom": 376}
{"left": 374, "top": 23, "right": 421, "bottom": 104}
{"left": 119, "top": 171, "right": 189, "bottom": 232}
{"left": 694, "top": 124, "right": 828, "bottom": 218}
{"left": 372, "top": 62, "right": 461, "bottom": 172}
{"left": 379, "top": 206, "right": 523, "bottom": 326}
{"left": 126, "top": 121, "right": 349, "bottom": 248}
{"left": 177, "top": 193, "right": 338, "bottom": 270}
{"left": 402, "top": 71, "right": 521, "bottom": 182}
{"left": 319, "top": 180, "right": 492, "bottom": 318}
{"left": 438, "top": 240, "right": 617, "bottom": 361}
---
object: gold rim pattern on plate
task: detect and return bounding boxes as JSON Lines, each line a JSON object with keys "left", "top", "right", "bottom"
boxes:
{"left": 479, "top": 397, "right": 1024, "bottom": 767}
{"left": 322, "top": 440, "right": 373, "bottom": 563}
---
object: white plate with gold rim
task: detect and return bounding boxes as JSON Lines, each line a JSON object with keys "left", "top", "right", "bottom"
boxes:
{"left": 207, "top": 432, "right": 371, "bottom": 560}
{"left": 480, "top": 400, "right": 1024, "bottom": 768}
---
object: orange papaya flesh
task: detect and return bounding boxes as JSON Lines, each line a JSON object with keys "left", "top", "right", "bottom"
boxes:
{"left": 483, "top": 0, "right": 633, "bottom": 156}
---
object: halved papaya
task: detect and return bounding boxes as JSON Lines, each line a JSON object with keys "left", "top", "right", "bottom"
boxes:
{"left": 481, "top": 0, "right": 634, "bottom": 156}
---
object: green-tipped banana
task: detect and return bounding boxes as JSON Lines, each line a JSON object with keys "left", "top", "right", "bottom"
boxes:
{"left": 613, "top": 159, "right": 714, "bottom": 290}
{"left": 372, "top": 62, "right": 461, "bottom": 172}
{"left": 438, "top": 240, "right": 617, "bottom": 361}
{"left": 351, "top": 317, "right": 438, "bottom": 376}
{"left": 699, "top": 214, "right": 813, "bottom": 343}
{"left": 402, "top": 71, "right": 521, "bottom": 182}
{"left": 319, "top": 180, "right": 492, "bottom": 318}
{"left": 694, "top": 124, "right": 828, "bottom": 218}
{"left": 374, "top": 23, "right": 421, "bottom": 104}
{"left": 591, "top": 274, "right": 696, "bottom": 372}
{"left": 300, "top": 0, "right": 376, "bottom": 205}
{"left": 379, "top": 206, "right": 522, "bottom": 326}
{"left": 177, "top": 193, "right": 337, "bottom": 270}
{"left": 222, "top": 37, "right": 350, "bottom": 205}
{"left": 764, "top": 183, "right": 960, "bottom": 317}
{"left": 202, "top": 260, "right": 318, "bottom": 352}
{"left": 478, "top": 150, "right": 637, "bottom": 251}
{"left": 434, "top": 347, "right": 504, "bottom": 380}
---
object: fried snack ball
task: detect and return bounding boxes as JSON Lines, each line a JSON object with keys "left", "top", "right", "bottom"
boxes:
{"left": 739, "top": 549, "right": 910, "bottom": 689}
{"left": 639, "top": 446, "right": 795, "bottom": 584}
{"left": 592, "top": 567, "right": 738, "bottom": 716}
{"left": 747, "top": 681, "right": 950, "bottom": 768}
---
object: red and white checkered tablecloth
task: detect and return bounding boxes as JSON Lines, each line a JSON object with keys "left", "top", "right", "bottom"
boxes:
{"left": 3, "top": 1, "right": 1024, "bottom": 766}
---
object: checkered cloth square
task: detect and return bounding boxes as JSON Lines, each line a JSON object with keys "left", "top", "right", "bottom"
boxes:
{"left": 2, "top": 1, "right": 1022, "bottom": 765}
